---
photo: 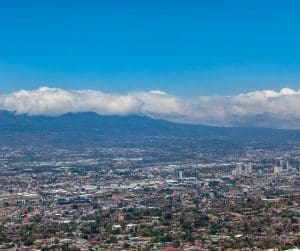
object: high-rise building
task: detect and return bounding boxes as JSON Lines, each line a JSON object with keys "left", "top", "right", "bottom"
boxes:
{"left": 178, "top": 170, "right": 183, "bottom": 179}
{"left": 236, "top": 163, "right": 243, "bottom": 175}
{"left": 245, "top": 163, "right": 252, "bottom": 174}
{"left": 278, "top": 158, "right": 290, "bottom": 172}
{"left": 175, "top": 168, "right": 184, "bottom": 180}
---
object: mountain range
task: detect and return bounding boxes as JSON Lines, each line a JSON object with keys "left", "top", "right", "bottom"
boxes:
{"left": 0, "top": 110, "right": 299, "bottom": 148}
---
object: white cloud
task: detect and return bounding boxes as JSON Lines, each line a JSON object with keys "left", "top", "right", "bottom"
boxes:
{"left": 0, "top": 87, "right": 142, "bottom": 116}
{"left": 1, "top": 87, "right": 300, "bottom": 129}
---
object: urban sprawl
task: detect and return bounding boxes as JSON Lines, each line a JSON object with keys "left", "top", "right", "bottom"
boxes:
{"left": 0, "top": 145, "right": 299, "bottom": 251}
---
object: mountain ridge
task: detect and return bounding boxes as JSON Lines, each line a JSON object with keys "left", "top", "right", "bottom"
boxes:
{"left": 0, "top": 110, "right": 299, "bottom": 148}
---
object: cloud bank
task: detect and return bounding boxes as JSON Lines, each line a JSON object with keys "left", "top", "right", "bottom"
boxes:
{"left": 1, "top": 87, "right": 300, "bottom": 129}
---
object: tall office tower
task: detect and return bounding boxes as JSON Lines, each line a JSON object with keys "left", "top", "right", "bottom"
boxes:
{"left": 178, "top": 170, "right": 183, "bottom": 179}
{"left": 175, "top": 168, "right": 184, "bottom": 180}
{"left": 279, "top": 158, "right": 290, "bottom": 171}
{"left": 286, "top": 160, "right": 289, "bottom": 171}
{"left": 236, "top": 163, "right": 243, "bottom": 175}
{"left": 245, "top": 163, "right": 252, "bottom": 174}
{"left": 280, "top": 159, "right": 285, "bottom": 169}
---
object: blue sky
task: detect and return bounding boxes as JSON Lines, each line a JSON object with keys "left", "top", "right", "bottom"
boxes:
{"left": 1, "top": 0, "right": 300, "bottom": 96}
